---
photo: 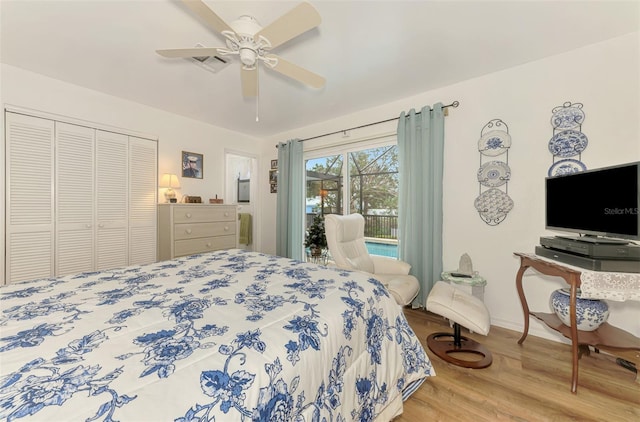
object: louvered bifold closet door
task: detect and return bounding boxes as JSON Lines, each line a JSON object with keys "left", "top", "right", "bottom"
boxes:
{"left": 5, "top": 112, "right": 55, "bottom": 283}
{"left": 128, "top": 136, "right": 157, "bottom": 265}
{"left": 96, "top": 130, "right": 129, "bottom": 270}
{"left": 55, "top": 122, "right": 95, "bottom": 276}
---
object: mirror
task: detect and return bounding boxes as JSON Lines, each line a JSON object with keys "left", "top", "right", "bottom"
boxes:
{"left": 237, "top": 179, "right": 250, "bottom": 203}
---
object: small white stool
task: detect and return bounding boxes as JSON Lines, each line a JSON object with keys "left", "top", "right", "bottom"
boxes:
{"left": 441, "top": 271, "right": 486, "bottom": 332}
{"left": 426, "top": 281, "right": 492, "bottom": 369}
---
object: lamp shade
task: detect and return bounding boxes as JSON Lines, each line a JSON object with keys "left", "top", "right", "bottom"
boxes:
{"left": 160, "top": 174, "right": 181, "bottom": 189}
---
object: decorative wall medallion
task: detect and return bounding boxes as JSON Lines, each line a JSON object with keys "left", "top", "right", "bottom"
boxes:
{"left": 551, "top": 105, "right": 585, "bottom": 130}
{"left": 475, "top": 119, "right": 513, "bottom": 225}
{"left": 548, "top": 101, "right": 587, "bottom": 175}
{"left": 477, "top": 161, "right": 511, "bottom": 187}
{"left": 547, "top": 159, "right": 587, "bottom": 177}
{"left": 474, "top": 188, "right": 514, "bottom": 225}
{"left": 548, "top": 130, "right": 588, "bottom": 157}
{"left": 478, "top": 130, "right": 512, "bottom": 156}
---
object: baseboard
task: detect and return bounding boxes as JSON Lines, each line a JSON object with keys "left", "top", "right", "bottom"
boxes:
{"left": 490, "top": 317, "right": 571, "bottom": 345}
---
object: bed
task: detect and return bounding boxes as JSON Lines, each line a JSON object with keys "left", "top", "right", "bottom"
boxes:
{"left": 0, "top": 249, "right": 434, "bottom": 421}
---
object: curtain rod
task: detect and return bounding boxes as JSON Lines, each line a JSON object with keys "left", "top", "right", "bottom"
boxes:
{"left": 276, "top": 101, "right": 459, "bottom": 147}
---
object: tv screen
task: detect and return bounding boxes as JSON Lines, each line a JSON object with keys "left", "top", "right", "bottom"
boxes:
{"left": 545, "top": 161, "right": 640, "bottom": 242}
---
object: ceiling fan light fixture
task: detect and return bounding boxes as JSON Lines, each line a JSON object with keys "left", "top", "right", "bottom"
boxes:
{"left": 158, "top": 0, "right": 325, "bottom": 101}
{"left": 239, "top": 47, "right": 257, "bottom": 67}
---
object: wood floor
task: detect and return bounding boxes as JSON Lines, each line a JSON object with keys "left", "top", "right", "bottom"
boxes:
{"left": 396, "top": 308, "right": 640, "bottom": 422}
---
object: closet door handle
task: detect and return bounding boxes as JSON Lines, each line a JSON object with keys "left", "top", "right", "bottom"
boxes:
{"left": 98, "top": 223, "right": 105, "bottom": 228}
{"left": 85, "top": 224, "right": 92, "bottom": 229}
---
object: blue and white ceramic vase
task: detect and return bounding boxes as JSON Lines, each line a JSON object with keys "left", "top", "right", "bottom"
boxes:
{"left": 550, "top": 288, "right": 609, "bottom": 331}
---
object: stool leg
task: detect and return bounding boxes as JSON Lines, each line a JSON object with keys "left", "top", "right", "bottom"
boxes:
{"left": 427, "top": 323, "right": 493, "bottom": 369}
{"left": 453, "top": 323, "right": 462, "bottom": 348}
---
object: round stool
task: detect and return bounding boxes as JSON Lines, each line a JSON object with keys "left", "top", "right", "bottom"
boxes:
{"left": 426, "top": 281, "right": 493, "bottom": 369}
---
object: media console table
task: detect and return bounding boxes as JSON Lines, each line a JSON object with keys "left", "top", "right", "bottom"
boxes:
{"left": 514, "top": 252, "right": 640, "bottom": 393}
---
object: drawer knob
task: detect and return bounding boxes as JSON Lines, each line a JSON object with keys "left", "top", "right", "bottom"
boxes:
{"left": 224, "top": 212, "right": 229, "bottom": 217}
{"left": 206, "top": 242, "right": 212, "bottom": 248}
{"left": 224, "top": 226, "right": 229, "bottom": 231}
{"left": 186, "top": 229, "right": 192, "bottom": 234}
{"left": 185, "top": 213, "right": 192, "bottom": 219}
{"left": 86, "top": 224, "right": 92, "bottom": 228}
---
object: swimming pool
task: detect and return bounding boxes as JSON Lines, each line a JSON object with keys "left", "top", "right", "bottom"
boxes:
{"left": 365, "top": 240, "right": 398, "bottom": 258}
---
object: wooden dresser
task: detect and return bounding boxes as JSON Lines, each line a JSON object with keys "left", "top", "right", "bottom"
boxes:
{"left": 158, "top": 204, "right": 237, "bottom": 260}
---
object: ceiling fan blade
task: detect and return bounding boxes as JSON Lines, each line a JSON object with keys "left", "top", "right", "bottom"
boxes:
{"left": 241, "top": 67, "right": 258, "bottom": 98}
{"left": 156, "top": 47, "right": 223, "bottom": 58}
{"left": 267, "top": 54, "right": 325, "bottom": 89}
{"left": 255, "top": 2, "right": 321, "bottom": 49}
{"left": 181, "top": 0, "right": 234, "bottom": 34}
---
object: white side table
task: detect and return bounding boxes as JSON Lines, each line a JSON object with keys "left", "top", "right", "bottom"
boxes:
{"left": 441, "top": 271, "right": 487, "bottom": 333}
{"left": 441, "top": 271, "right": 487, "bottom": 302}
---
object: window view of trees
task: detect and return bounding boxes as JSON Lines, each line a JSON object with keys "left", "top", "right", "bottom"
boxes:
{"left": 349, "top": 146, "right": 398, "bottom": 216}
{"left": 306, "top": 154, "right": 343, "bottom": 215}
{"left": 305, "top": 145, "right": 399, "bottom": 241}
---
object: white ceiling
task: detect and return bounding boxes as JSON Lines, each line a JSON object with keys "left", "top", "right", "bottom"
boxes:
{"left": 2, "top": 1, "right": 639, "bottom": 138}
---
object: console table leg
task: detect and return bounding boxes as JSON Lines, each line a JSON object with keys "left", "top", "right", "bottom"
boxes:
{"left": 569, "top": 283, "right": 580, "bottom": 394}
{"left": 515, "top": 264, "right": 530, "bottom": 344}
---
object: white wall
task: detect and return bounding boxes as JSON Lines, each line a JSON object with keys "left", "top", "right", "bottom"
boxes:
{"left": 2, "top": 32, "right": 638, "bottom": 340}
{"left": 0, "top": 63, "right": 269, "bottom": 282}
{"left": 263, "top": 33, "right": 640, "bottom": 340}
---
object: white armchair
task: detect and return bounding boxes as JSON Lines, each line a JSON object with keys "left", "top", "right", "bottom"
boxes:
{"left": 324, "top": 213, "right": 420, "bottom": 306}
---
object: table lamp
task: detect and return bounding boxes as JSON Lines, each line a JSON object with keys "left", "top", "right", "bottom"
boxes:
{"left": 160, "top": 173, "right": 180, "bottom": 203}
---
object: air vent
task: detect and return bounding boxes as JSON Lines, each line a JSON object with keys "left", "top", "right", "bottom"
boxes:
{"left": 188, "top": 43, "right": 231, "bottom": 73}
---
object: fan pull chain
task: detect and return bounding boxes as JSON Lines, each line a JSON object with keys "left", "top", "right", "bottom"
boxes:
{"left": 256, "top": 94, "right": 259, "bottom": 122}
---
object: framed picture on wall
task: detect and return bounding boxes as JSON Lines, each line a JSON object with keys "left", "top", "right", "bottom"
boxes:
{"left": 182, "top": 151, "right": 203, "bottom": 179}
{"left": 270, "top": 182, "right": 277, "bottom": 193}
{"left": 269, "top": 169, "right": 278, "bottom": 185}
{"left": 271, "top": 159, "right": 278, "bottom": 169}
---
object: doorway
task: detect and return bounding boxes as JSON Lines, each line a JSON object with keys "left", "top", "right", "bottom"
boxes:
{"left": 225, "top": 150, "right": 259, "bottom": 251}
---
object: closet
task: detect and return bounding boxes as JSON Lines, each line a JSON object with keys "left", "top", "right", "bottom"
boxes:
{"left": 5, "top": 111, "right": 157, "bottom": 283}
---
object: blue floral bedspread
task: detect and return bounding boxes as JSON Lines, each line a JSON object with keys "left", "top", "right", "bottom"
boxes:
{"left": 0, "top": 249, "right": 434, "bottom": 421}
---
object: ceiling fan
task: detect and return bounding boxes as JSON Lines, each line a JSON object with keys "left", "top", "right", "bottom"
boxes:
{"left": 157, "top": 0, "right": 325, "bottom": 99}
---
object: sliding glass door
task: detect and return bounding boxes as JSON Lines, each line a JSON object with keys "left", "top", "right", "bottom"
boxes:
{"left": 304, "top": 139, "right": 398, "bottom": 258}
{"left": 305, "top": 154, "right": 343, "bottom": 217}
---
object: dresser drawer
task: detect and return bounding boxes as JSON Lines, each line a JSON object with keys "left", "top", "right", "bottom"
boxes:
{"left": 174, "top": 235, "right": 237, "bottom": 257}
{"left": 174, "top": 222, "right": 236, "bottom": 240}
{"left": 172, "top": 206, "right": 235, "bottom": 223}
{"left": 157, "top": 204, "right": 238, "bottom": 261}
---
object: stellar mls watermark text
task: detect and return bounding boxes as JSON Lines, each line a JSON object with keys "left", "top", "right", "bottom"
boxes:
{"left": 604, "top": 207, "right": 639, "bottom": 215}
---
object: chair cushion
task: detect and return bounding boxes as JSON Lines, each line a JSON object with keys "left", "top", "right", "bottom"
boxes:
{"left": 370, "top": 255, "right": 411, "bottom": 275}
{"left": 339, "top": 214, "right": 365, "bottom": 242}
{"left": 426, "top": 281, "right": 490, "bottom": 335}
{"left": 325, "top": 214, "right": 372, "bottom": 270}
{"left": 375, "top": 274, "right": 420, "bottom": 306}
{"left": 346, "top": 255, "right": 375, "bottom": 273}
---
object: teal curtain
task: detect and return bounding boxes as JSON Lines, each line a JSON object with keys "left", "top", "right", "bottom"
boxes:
{"left": 276, "top": 139, "right": 304, "bottom": 260}
{"left": 397, "top": 104, "right": 445, "bottom": 306}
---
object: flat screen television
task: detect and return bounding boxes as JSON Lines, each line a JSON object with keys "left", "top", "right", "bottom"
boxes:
{"left": 545, "top": 161, "right": 640, "bottom": 243}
